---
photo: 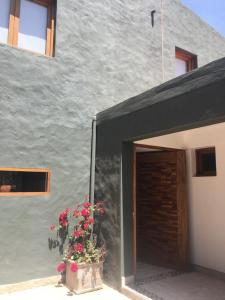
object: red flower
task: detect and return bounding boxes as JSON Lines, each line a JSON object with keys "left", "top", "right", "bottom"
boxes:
{"left": 50, "top": 224, "right": 56, "bottom": 231}
{"left": 65, "top": 208, "right": 71, "bottom": 214}
{"left": 96, "top": 201, "right": 103, "bottom": 208}
{"left": 59, "top": 209, "right": 70, "bottom": 227}
{"left": 83, "top": 223, "right": 89, "bottom": 230}
{"left": 70, "top": 262, "right": 78, "bottom": 273}
{"left": 81, "top": 208, "right": 91, "bottom": 218}
{"left": 87, "top": 217, "right": 94, "bottom": 224}
{"left": 73, "top": 210, "right": 80, "bottom": 218}
{"left": 83, "top": 202, "right": 92, "bottom": 208}
{"left": 74, "top": 243, "right": 84, "bottom": 253}
{"left": 61, "top": 220, "right": 68, "bottom": 227}
{"left": 73, "top": 230, "right": 83, "bottom": 238}
{"left": 99, "top": 208, "right": 105, "bottom": 215}
{"left": 57, "top": 262, "right": 66, "bottom": 273}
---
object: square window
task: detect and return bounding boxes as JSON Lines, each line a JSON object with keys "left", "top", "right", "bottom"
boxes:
{"left": 0, "top": 0, "right": 56, "bottom": 56}
{"left": 175, "top": 47, "right": 197, "bottom": 76}
{"left": 195, "top": 147, "right": 216, "bottom": 177}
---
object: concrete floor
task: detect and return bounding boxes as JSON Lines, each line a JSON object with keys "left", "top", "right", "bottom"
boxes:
{"left": 0, "top": 285, "right": 129, "bottom": 300}
{"left": 2, "top": 264, "right": 225, "bottom": 300}
{"left": 129, "top": 263, "right": 225, "bottom": 300}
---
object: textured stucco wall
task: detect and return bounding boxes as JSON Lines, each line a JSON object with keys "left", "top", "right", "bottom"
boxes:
{"left": 0, "top": 0, "right": 225, "bottom": 285}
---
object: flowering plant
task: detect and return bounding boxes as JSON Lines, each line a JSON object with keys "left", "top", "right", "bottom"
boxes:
{"left": 49, "top": 199, "right": 106, "bottom": 274}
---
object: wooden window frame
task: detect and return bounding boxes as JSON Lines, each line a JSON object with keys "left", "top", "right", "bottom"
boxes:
{"left": 0, "top": 167, "right": 51, "bottom": 196}
{"left": 175, "top": 47, "right": 197, "bottom": 72}
{"left": 7, "top": 0, "right": 55, "bottom": 56}
{"left": 195, "top": 147, "right": 217, "bottom": 177}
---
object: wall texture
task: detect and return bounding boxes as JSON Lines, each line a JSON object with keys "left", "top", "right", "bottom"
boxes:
{"left": 0, "top": 0, "right": 225, "bottom": 285}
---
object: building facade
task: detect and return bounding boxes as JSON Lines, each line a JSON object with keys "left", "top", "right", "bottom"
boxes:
{"left": 0, "top": 0, "right": 225, "bottom": 285}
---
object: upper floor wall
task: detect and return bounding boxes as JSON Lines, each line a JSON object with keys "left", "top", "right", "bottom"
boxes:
{"left": 0, "top": 0, "right": 225, "bottom": 114}
{"left": 162, "top": 0, "right": 225, "bottom": 82}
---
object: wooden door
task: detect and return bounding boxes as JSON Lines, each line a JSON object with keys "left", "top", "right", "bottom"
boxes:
{"left": 136, "top": 150, "right": 188, "bottom": 269}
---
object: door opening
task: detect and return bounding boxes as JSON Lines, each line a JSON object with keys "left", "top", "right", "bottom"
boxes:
{"left": 133, "top": 144, "right": 188, "bottom": 278}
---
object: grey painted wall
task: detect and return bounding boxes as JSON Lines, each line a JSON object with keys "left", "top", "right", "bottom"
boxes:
{"left": 0, "top": 0, "right": 225, "bottom": 285}
{"left": 95, "top": 59, "right": 225, "bottom": 287}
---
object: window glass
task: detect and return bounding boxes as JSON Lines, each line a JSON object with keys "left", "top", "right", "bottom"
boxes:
{"left": 0, "top": 0, "right": 11, "bottom": 44}
{"left": 18, "top": 0, "right": 48, "bottom": 54}
{"left": 176, "top": 58, "right": 187, "bottom": 76}
{"left": 195, "top": 147, "right": 216, "bottom": 177}
{"left": 0, "top": 169, "right": 50, "bottom": 194}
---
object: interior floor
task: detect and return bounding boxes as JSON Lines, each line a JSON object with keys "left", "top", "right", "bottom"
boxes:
{"left": 128, "top": 262, "right": 225, "bottom": 300}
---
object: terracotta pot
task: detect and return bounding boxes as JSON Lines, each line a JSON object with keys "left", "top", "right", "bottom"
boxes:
{"left": 65, "top": 260, "right": 103, "bottom": 294}
{"left": 0, "top": 185, "right": 12, "bottom": 192}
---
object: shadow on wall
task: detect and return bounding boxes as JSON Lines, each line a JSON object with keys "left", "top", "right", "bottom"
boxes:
{"left": 95, "top": 155, "right": 121, "bottom": 288}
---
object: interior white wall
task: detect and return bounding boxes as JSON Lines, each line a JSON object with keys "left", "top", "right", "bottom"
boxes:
{"left": 135, "top": 122, "right": 225, "bottom": 273}
{"left": 136, "top": 132, "right": 186, "bottom": 149}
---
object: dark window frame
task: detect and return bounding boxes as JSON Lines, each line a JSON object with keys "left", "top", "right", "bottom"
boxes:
{"left": 195, "top": 147, "right": 217, "bottom": 177}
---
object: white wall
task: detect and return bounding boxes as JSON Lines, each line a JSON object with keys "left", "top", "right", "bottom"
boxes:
{"left": 136, "top": 122, "right": 225, "bottom": 273}
{"left": 136, "top": 132, "right": 185, "bottom": 149}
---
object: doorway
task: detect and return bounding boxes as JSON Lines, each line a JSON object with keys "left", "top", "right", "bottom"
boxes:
{"left": 133, "top": 144, "right": 188, "bottom": 278}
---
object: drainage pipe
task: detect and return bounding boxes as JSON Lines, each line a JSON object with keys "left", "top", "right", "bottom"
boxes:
{"left": 89, "top": 115, "right": 97, "bottom": 205}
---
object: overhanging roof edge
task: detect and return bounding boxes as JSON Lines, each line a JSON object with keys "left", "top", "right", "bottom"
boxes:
{"left": 96, "top": 57, "right": 225, "bottom": 125}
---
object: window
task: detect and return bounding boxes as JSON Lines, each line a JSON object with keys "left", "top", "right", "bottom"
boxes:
{"left": 175, "top": 47, "right": 197, "bottom": 76}
{"left": 0, "top": 0, "right": 55, "bottom": 56}
{"left": 195, "top": 147, "right": 216, "bottom": 177}
{"left": 0, "top": 0, "right": 11, "bottom": 44}
{"left": 0, "top": 168, "right": 51, "bottom": 196}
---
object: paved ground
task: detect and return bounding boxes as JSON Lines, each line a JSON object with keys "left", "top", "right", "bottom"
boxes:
{"left": 0, "top": 285, "right": 129, "bottom": 300}
{"left": 2, "top": 264, "right": 225, "bottom": 300}
{"left": 129, "top": 263, "right": 225, "bottom": 300}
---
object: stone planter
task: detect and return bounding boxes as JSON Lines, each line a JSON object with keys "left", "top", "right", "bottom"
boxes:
{"left": 65, "top": 260, "right": 103, "bottom": 294}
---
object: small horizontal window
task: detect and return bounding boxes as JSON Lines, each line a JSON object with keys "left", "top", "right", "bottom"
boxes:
{"left": 0, "top": 0, "right": 56, "bottom": 56}
{"left": 0, "top": 168, "right": 51, "bottom": 196}
{"left": 195, "top": 147, "right": 216, "bottom": 177}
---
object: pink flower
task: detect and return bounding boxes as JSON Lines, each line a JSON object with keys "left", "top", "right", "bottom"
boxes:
{"left": 70, "top": 262, "right": 78, "bottom": 272}
{"left": 96, "top": 201, "right": 103, "bottom": 208}
{"left": 57, "top": 262, "right": 66, "bottom": 273}
{"left": 74, "top": 243, "right": 84, "bottom": 253}
{"left": 87, "top": 217, "right": 94, "bottom": 224}
{"left": 83, "top": 202, "right": 92, "bottom": 208}
{"left": 59, "top": 209, "right": 70, "bottom": 227}
{"left": 50, "top": 224, "right": 56, "bottom": 231}
{"left": 73, "top": 230, "right": 83, "bottom": 238}
{"left": 73, "top": 210, "right": 80, "bottom": 218}
{"left": 83, "top": 223, "right": 89, "bottom": 230}
{"left": 99, "top": 208, "right": 105, "bottom": 215}
{"left": 61, "top": 220, "right": 68, "bottom": 227}
{"left": 81, "top": 208, "right": 91, "bottom": 218}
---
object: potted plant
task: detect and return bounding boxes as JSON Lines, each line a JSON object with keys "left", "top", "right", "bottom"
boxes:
{"left": 49, "top": 199, "right": 106, "bottom": 294}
